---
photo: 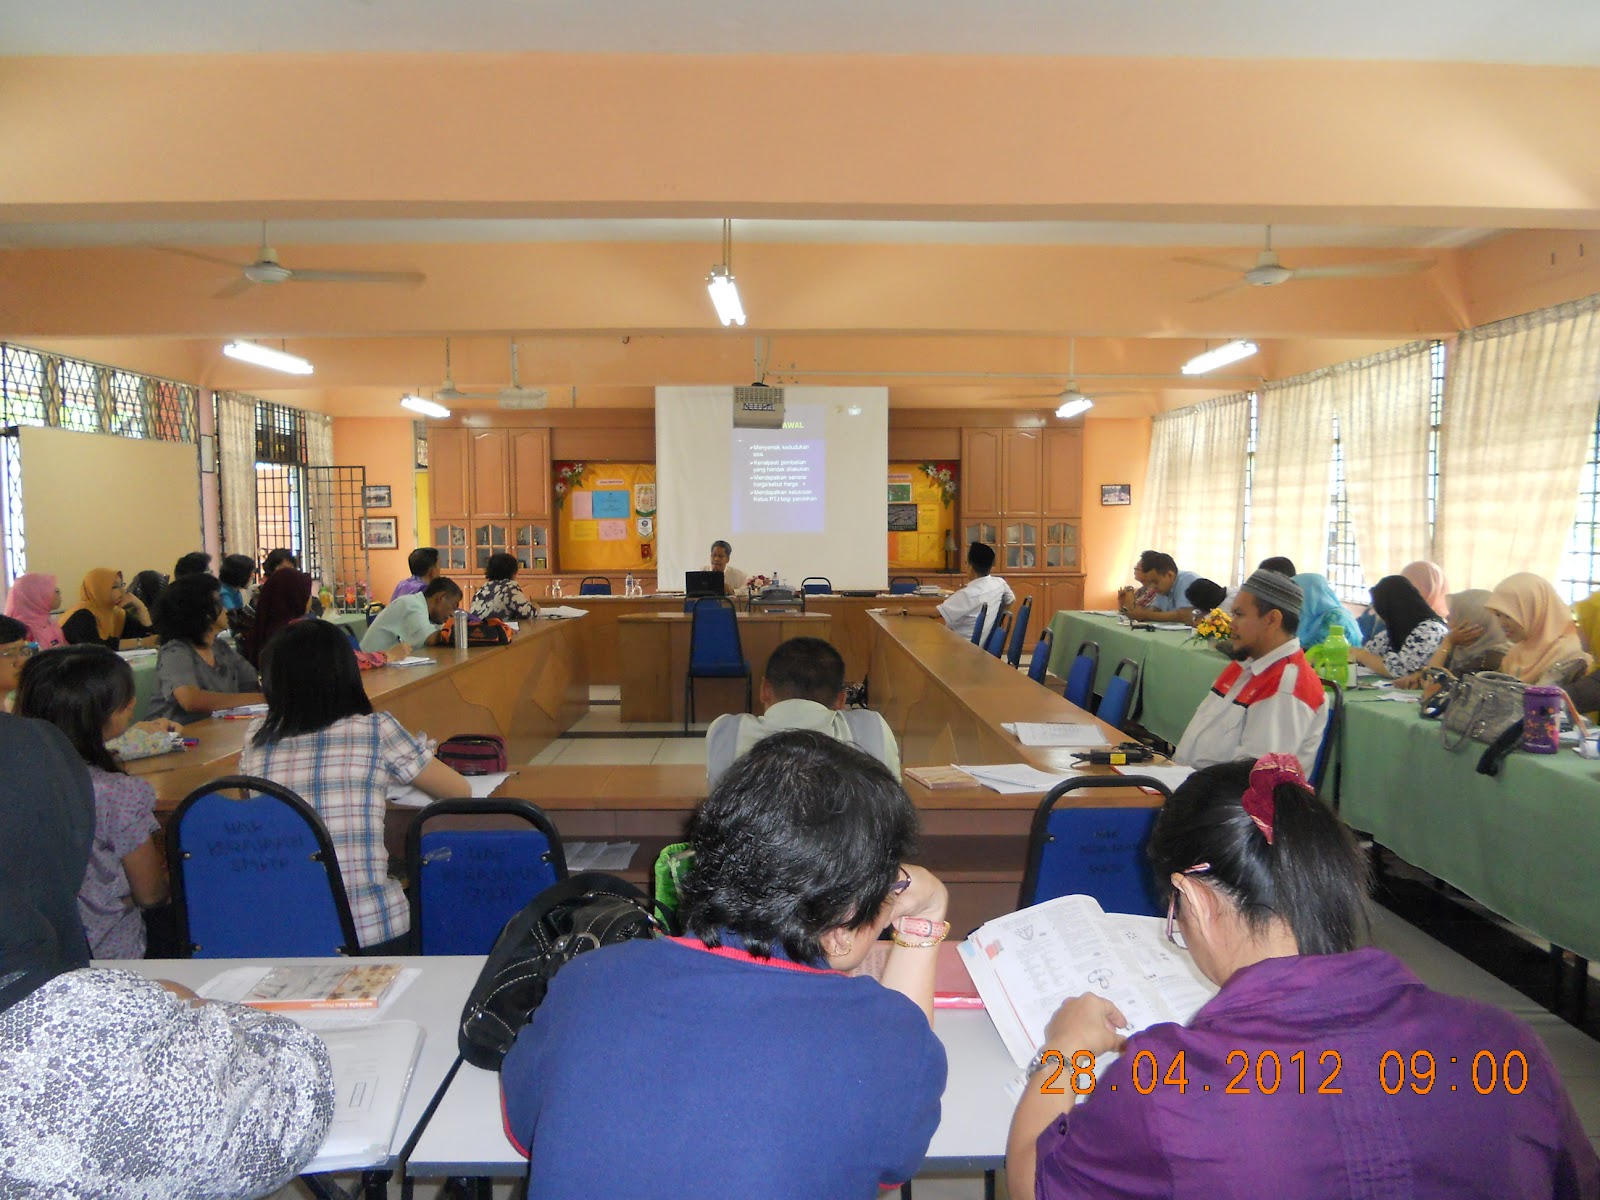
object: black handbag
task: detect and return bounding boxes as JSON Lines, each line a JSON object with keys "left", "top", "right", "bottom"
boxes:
{"left": 458, "top": 871, "right": 663, "bottom": 1070}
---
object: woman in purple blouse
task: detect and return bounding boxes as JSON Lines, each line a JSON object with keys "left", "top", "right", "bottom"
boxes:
{"left": 1008, "top": 755, "right": 1600, "bottom": 1200}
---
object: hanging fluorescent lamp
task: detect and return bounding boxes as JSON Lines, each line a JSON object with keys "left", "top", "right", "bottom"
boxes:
{"left": 400, "top": 395, "right": 451, "bottom": 419}
{"left": 222, "top": 340, "right": 314, "bottom": 375}
{"left": 707, "top": 218, "right": 746, "bottom": 326}
{"left": 1181, "top": 339, "right": 1258, "bottom": 375}
{"left": 1055, "top": 396, "right": 1094, "bottom": 420}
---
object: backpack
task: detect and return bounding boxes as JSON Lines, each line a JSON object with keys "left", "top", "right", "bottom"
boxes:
{"left": 441, "top": 616, "right": 514, "bottom": 648}
{"left": 458, "top": 871, "right": 663, "bottom": 1069}
{"left": 437, "top": 734, "right": 508, "bottom": 776}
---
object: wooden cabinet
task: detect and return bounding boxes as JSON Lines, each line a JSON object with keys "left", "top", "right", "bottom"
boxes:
{"left": 961, "top": 429, "right": 1002, "bottom": 514}
{"left": 1001, "top": 429, "right": 1042, "bottom": 515}
{"left": 1047, "top": 576, "right": 1085, "bottom": 615}
{"left": 429, "top": 429, "right": 471, "bottom": 520}
{"left": 511, "top": 429, "right": 551, "bottom": 518}
{"left": 469, "top": 431, "right": 510, "bottom": 518}
{"left": 1042, "top": 428, "right": 1082, "bottom": 517}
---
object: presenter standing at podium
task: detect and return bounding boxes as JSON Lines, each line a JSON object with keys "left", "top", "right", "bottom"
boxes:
{"left": 703, "top": 540, "right": 749, "bottom": 595}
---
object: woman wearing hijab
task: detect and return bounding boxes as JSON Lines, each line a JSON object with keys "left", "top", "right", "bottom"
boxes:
{"left": 59, "top": 568, "right": 158, "bottom": 651}
{"left": 3, "top": 572, "right": 66, "bottom": 649}
{"left": 1484, "top": 573, "right": 1591, "bottom": 686}
{"left": 0, "top": 710, "right": 334, "bottom": 1198}
{"left": 242, "top": 566, "right": 315, "bottom": 667}
{"left": 1401, "top": 560, "right": 1450, "bottom": 618}
{"left": 1350, "top": 575, "right": 1449, "bottom": 678}
{"left": 1393, "top": 589, "right": 1511, "bottom": 688}
{"left": 1291, "top": 573, "right": 1363, "bottom": 648}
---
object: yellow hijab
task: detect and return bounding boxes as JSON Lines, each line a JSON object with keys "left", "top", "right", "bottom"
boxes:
{"left": 1486, "top": 573, "right": 1589, "bottom": 684}
{"left": 1575, "top": 591, "right": 1600, "bottom": 657}
{"left": 59, "top": 568, "right": 127, "bottom": 641}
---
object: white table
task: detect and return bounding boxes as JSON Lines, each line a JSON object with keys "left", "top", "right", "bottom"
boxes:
{"left": 403, "top": 1003, "right": 1018, "bottom": 1178}
{"left": 103, "top": 955, "right": 483, "bottom": 1173}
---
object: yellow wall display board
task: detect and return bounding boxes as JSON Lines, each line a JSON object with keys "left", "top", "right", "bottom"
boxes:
{"left": 554, "top": 462, "right": 657, "bottom": 571}
{"left": 887, "top": 461, "right": 957, "bottom": 570}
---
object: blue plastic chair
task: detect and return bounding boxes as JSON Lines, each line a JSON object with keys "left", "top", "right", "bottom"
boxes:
{"left": 167, "top": 775, "right": 361, "bottom": 957}
{"left": 685, "top": 596, "right": 751, "bottom": 732}
{"left": 405, "top": 799, "right": 569, "bottom": 955}
{"left": 1064, "top": 639, "right": 1100, "bottom": 709}
{"left": 579, "top": 576, "right": 613, "bottom": 596}
{"left": 968, "top": 603, "right": 989, "bottom": 646}
{"left": 985, "top": 611, "right": 1011, "bottom": 657}
{"left": 1018, "top": 775, "right": 1174, "bottom": 915}
{"left": 1027, "top": 628, "right": 1054, "bottom": 684}
{"left": 801, "top": 577, "right": 833, "bottom": 595}
{"left": 1097, "top": 657, "right": 1142, "bottom": 732}
{"left": 1004, "top": 596, "right": 1033, "bottom": 667}
{"left": 889, "top": 576, "right": 920, "bottom": 596}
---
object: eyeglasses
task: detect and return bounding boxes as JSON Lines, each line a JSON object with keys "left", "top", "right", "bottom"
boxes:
{"left": 890, "top": 866, "right": 912, "bottom": 896}
{"left": 0, "top": 642, "right": 39, "bottom": 661}
{"left": 1165, "top": 863, "right": 1212, "bottom": 949}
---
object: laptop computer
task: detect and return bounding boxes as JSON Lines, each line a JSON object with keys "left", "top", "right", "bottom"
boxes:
{"left": 685, "top": 571, "right": 726, "bottom": 598}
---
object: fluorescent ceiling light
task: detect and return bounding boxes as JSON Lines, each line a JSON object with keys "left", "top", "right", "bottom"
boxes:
{"left": 1055, "top": 397, "right": 1094, "bottom": 420}
{"left": 400, "top": 395, "right": 451, "bottom": 419}
{"left": 707, "top": 267, "right": 746, "bottom": 326}
{"left": 222, "top": 340, "right": 313, "bottom": 375}
{"left": 1181, "top": 339, "right": 1258, "bottom": 375}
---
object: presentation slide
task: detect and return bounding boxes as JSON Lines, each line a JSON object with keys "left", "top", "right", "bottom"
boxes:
{"left": 656, "top": 387, "right": 889, "bottom": 591}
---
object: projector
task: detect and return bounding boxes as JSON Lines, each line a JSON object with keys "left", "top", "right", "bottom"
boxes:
{"left": 733, "top": 384, "right": 784, "bottom": 429}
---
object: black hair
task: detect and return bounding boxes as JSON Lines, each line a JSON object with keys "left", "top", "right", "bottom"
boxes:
{"left": 764, "top": 636, "right": 846, "bottom": 704}
{"left": 172, "top": 551, "right": 212, "bottom": 578}
{"left": 253, "top": 619, "right": 372, "bottom": 746}
{"left": 218, "top": 553, "right": 256, "bottom": 589}
{"left": 262, "top": 548, "right": 298, "bottom": 572}
{"left": 1184, "top": 578, "right": 1226, "bottom": 613}
{"left": 408, "top": 547, "right": 441, "bottom": 577}
{"left": 1369, "top": 575, "right": 1438, "bottom": 652}
{"left": 1237, "top": 586, "right": 1301, "bottom": 636}
{"left": 711, "top": 540, "right": 733, "bottom": 556}
{"left": 128, "top": 570, "right": 169, "bottom": 610}
{"left": 0, "top": 615, "right": 26, "bottom": 645}
{"left": 15, "top": 645, "right": 136, "bottom": 775}
{"left": 1148, "top": 761, "right": 1370, "bottom": 957}
{"left": 1137, "top": 550, "right": 1178, "bottom": 576}
{"left": 680, "top": 730, "right": 919, "bottom": 964}
{"left": 484, "top": 551, "right": 520, "bottom": 582}
{"left": 967, "top": 541, "right": 996, "bottom": 575}
{"left": 423, "top": 576, "right": 463, "bottom": 603}
{"left": 1258, "top": 556, "right": 1297, "bottom": 578}
{"left": 154, "top": 573, "right": 224, "bottom": 645}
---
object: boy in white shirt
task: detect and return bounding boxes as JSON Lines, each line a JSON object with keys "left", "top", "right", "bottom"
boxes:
{"left": 937, "top": 542, "right": 1014, "bottom": 645}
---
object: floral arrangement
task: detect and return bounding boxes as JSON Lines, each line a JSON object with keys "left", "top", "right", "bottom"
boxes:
{"left": 919, "top": 461, "right": 958, "bottom": 506}
{"left": 552, "top": 461, "right": 588, "bottom": 509}
{"left": 1189, "top": 607, "right": 1233, "bottom": 644}
{"left": 744, "top": 574, "right": 772, "bottom": 591}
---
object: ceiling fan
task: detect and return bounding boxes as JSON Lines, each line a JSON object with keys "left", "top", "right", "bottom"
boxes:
{"left": 995, "top": 339, "right": 1140, "bottom": 418}
{"left": 433, "top": 339, "right": 548, "bottom": 409}
{"left": 160, "top": 221, "right": 426, "bottom": 299}
{"left": 1176, "top": 226, "right": 1433, "bottom": 303}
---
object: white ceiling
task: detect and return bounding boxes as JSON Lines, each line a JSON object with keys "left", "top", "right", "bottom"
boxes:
{"left": 6, "top": 0, "right": 1600, "bottom": 63}
{"left": 0, "top": 218, "right": 1497, "bottom": 251}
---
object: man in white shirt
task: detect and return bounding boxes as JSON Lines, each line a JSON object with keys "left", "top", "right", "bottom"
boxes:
{"left": 701, "top": 540, "right": 749, "bottom": 595}
{"left": 705, "top": 636, "right": 899, "bottom": 785}
{"left": 1175, "top": 569, "right": 1329, "bottom": 775}
{"left": 937, "top": 542, "right": 1014, "bottom": 645}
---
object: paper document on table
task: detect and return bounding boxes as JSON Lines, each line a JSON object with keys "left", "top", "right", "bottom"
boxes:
{"left": 563, "top": 841, "right": 640, "bottom": 871}
{"left": 960, "top": 895, "right": 1217, "bottom": 1070}
{"left": 303, "top": 1021, "right": 425, "bottom": 1173}
{"left": 1003, "top": 722, "right": 1109, "bottom": 748}
{"left": 384, "top": 656, "right": 435, "bottom": 668}
{"left": 1114, "top": 764, "right": 1196, "bottom": 792}
{"left": 116, "top": 647, "right": 158, "bottom": 661}
{"left": 1084, "top": 610, "right": 1122, "bottom": 618}
{"left": 199, "top": 967, "right": 422, "bottom": 1028}
{"left": 955, "top": 763, "right": 1081, "bottom": 794}
{"left": 388, "top": 771, "right": 510, "bottom": 807}
{"left": 537, "top": 606, "right": 589, "bottom": 619}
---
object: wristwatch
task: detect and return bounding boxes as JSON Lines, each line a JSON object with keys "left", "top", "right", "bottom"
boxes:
{"left": 1026, "top": 1047, "right": 1054, "bottom": 1077}
{"left": 891, "top": 916, "right": 951, "bottom": 948}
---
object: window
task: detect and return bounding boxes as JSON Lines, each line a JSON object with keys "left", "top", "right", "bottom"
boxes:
{"left": 1325, "top": 415, "right": 1366, "bottom": 604}
{"left": 1558, "top": 401, "right": 1600, "bottom": 604}
{"left": 1426, "top": 339, "right": 1446, "bottom": 542}
{"left": 1237, "top": 391, "right": 1259, "bottom": 587}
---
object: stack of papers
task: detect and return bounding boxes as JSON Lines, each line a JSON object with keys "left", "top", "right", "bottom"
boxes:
{"left": 116, "top": 647, "right": 158, "bottom": 661}
{"left": 1001, "top": 722, "right": 1108, "bottom": 748}
{"left": 537, "top": 606, "right": 590, "bottom": 619}
{"left": 1113, "top": 763, "right": 1196, "bottom": 792}
{"left": 384, "top": 655, "right": 435, "bottom": 668}
{"left": 388, "top": 771, "right": 510, "bottom": 807}
{"left": 953, "top": 763, "right": 1082, "bottom": 794}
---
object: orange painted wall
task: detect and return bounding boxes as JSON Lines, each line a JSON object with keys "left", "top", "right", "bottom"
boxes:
{"left": 1080, "top": 417, "right": 1152, "bottom": 609}
{"left": 331, "top": 417, "right": 417, "bottom": 601}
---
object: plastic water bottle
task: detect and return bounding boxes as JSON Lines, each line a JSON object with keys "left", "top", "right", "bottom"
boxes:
{"left": 625, "top": 573, "right": 636, "bottom": 597}
{"left": 1321, "top": 624, "right": 1350, "bottom": 687}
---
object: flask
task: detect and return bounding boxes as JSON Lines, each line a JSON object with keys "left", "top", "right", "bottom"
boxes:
{"left": 1321, "top": 624, "right": 1350, "bottom": 688}
{"left": 452, "top": 609, "right": 468, "bottom": 649}
{"left": 1522, "top": 686, "right": 1564, "bottom": 754}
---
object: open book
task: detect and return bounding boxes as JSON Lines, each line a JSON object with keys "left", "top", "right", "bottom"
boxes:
{"left": 959, "top": 894, "right": 1218, "bottom": 1070}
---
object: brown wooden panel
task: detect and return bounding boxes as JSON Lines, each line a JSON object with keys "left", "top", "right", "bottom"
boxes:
{"left": 889, "top": 427, "right": 961, "bottom": 461}
{"left": 470, "top": 429, "right": 510, "bottom": 518}
{"left": 429, "top": 428, "right": 471, "bottom": 521}
{"left": 961, "top": 427, "right": 1002, "bottom": 515}
{"left": 1042, "top": 427, "right": 1083, "bottom": 518}
{"left": 511, "top": 428, "right": 551, "bottom": 519}
{"left": 799, "top": 594, "right": 943, "bottom": 680}
{"left": 550, "top": 426, "right": 655, "bottom": 461}
{"left": 1002, "top": 428, "right": 1042, "bottom": 515}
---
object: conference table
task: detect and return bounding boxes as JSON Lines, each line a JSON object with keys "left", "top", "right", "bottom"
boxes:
{"left": 1046, "top": 610, "right": 1600, "bottom": 966}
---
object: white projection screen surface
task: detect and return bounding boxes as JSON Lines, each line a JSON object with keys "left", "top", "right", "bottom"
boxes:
{"left": 18, "top": 425, "right": 203, "bottom": 598}
{"left": 656, "top": 386, "right": 889, "bottom": 590}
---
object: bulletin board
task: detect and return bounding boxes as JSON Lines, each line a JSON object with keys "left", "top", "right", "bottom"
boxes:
{"left": 554, "top": 461, "right": 657, "bottom": 571}
{"left": 887, "top": 461, "right": 958, "bottom": 570}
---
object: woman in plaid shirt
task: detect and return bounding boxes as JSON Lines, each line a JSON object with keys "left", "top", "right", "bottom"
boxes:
{"left": 239, "top": 620, "right": 472, "bottom": 950}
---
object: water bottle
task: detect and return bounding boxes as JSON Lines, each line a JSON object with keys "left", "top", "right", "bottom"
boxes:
{"left": 625, "top": 573, "right": 635, "bottom": 597}
{"left": 452, "top": 609, "right": 468, "bottom": 650}
{"left": 553, "top": 578, "right": 563, "bottom": 599}
{"left": 1322, "top": 624, "right": 1351, "bottom": 688}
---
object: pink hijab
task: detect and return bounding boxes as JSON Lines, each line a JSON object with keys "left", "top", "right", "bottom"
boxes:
{"left": 3, "top": 573, "right": 65, "bottom": 648}
{"left": 1400, "top": 561, "right": 1449, "bottom": 619}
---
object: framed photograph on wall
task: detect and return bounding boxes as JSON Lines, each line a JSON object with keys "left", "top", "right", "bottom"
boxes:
{"left": 1100, "top": 483, "right": 1132, "bottom": 506}
{"left": 364, "top": 517, "right": 398, "bottom": 550}
{"left": 363, "top": 484, "right": 393, "bottom": 509}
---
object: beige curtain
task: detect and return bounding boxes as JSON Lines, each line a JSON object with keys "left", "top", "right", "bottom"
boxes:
{"left": 1137, "top": 393, "right": 1251, "bottom": 585}
{"left": 1252, "top": 373, "right": 1337, "bottom": 575}
{"left": 215, "top": 391, "right": 258, "bottom": 563}
{"left": 1338, "top": 341, "right": 1435, "bottom": 581}
{"left": 1438, "top": 294, "right": 1600, "bottom": 588}
{"left": 303, "top": 412, "right": 338, "bottom": 584}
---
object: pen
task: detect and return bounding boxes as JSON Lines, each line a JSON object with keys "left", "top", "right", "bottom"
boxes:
{"left": 180, "top": 738, "right": 200, "bottom": 748}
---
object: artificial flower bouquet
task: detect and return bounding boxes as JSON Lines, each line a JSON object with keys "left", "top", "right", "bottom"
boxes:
{"left": 1189, "top": 607, "right": 1233, "bottom": 643}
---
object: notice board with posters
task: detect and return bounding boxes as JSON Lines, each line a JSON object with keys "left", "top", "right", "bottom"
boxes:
{"left": 554, "top": 461, "right": 657, "bottom": 571}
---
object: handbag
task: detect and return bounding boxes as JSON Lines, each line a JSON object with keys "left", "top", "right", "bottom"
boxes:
{"left": 1440, "top": 671, "right": 1526, "bottom": 751}
{"left": 458, "top": 871, "right": 662, "bottom": 1069}
{"left": 437, "top": 734, "right": 508, "bottom": 775}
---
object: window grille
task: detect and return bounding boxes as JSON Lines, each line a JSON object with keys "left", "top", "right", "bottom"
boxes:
{"left": 1237, "top": 391, "right": 1260, "bottom": 587}
{"left": 1559, "top": 402, "right": 1600, "bottom": 604}
{"left": 1426, "top": 339, "right": 1446, "bottom": 545}
{"left": 1326, "top": 414, "right": 1366, "bottom": 604}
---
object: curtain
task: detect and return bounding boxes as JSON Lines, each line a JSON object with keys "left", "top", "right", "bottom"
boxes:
{"left": 1252, "top": 374, "right": 1337, "bottom": 575}
{"left": 1437, "top": 294, "right": 1600, "bottom": 588}
{"left": 1137, "top": 393, "right": 1250, "bottom": 586}
{"left": 303, "top": 413, "right": 338, "bottom": 582}
{"left": 1338, "top": 341, "right": 1435, "bottom": 582}
{"left": 215, "top": 392, "right": 258, "bottom": 563}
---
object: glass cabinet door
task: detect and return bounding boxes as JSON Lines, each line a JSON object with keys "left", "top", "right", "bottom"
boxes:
{"left": 473, "top": 522, "right": 510, "bottom": 571}
{"left": 1045, "top": 522, "right": 1080, "bottom": 570}
{"left": 1003, "top": 522, "right": 1038, "bottom": 570}
{"left": 964, "top": 521, "right": 999, "bottom": 549}
{"left": 513, "top": 523, "right": 550, "bottom": 572}
{"left": 433, "top": 524, "right": 469, "bottom": 572}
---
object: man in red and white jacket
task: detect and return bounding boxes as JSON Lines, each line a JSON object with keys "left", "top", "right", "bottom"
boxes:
{"left": 1175, "top": 569, "right": 1329, "bottom": 775}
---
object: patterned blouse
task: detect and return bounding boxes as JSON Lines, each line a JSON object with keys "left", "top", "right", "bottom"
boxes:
{"left": 81, "top": 766, "right": 160, "bottom": 959}
{"left": 0, "top": 969, "right": 332, "bottom": 1198}
{"left": 1366, "top": 619, "right": 1451, "bottom": 676}
{"left": 239, "top": 713, "right": 433, "bottom": 946}
{"left": 469, "top": 578, "right": 539, "bottom": 623}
